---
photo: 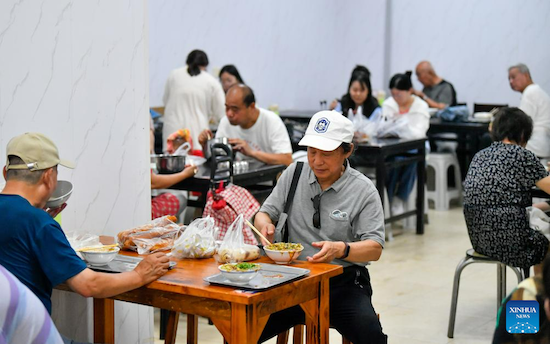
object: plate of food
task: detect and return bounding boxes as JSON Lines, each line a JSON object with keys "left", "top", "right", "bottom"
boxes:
{"left": 204, "top": 263, "right": 310, "bottom": 289}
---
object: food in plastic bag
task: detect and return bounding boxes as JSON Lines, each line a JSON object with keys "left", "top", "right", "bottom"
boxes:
{"left": 117, "top": 215, "right": 182, "bottom": 252}
{"left": 65, "top": 232, "right": 101, "bottom": 253}
{"left": 214, "top": 214, "right": 260, "bottom": 263}
{"left": 171, "top": 217, "right": 217, "bottom": 259}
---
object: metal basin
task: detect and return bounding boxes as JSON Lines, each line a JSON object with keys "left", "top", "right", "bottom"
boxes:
{"left": 151, "top": 154, "right": 186, "bottom": 174}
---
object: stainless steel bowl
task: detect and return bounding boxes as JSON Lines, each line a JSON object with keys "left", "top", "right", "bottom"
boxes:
{"left": 151, "top": 154, "right": 186, "bottom": 174}
{"left": 204, "top": 137, "right": 230, "bottom": 160}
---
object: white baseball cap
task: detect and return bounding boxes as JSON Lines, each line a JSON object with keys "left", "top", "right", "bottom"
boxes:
{"left": 298, "top": 110, "right": 354, "bottom": 151}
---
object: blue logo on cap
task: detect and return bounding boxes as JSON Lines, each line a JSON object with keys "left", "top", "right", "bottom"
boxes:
{"left": 506, "top": 300, "right": 539, "bottom": 334}
{"left": 314, "top": 117, "right": 330, "bottom": 133}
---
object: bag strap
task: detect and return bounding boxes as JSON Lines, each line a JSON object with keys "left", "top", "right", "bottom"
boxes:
{"left": 282, "top": 162, "right": 304, "bottom": 242}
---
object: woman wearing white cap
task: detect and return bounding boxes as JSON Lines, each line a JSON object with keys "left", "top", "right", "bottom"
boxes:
{"left": 255, "top": 111, "right": 387, "bottom": 343}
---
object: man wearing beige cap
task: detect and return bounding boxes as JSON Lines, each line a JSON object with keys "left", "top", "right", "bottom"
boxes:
{"left": 0, "top": 133, "right": 169, "bottom": 342}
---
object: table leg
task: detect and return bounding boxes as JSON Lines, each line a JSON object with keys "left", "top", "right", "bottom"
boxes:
{"left": 187, "top": 314, "right": 198, "bottom": 344}
{"left": 93, "top": 298, "right": 115, "bottom": 344}
{"left": 301, "top": 278, "right": 330, "bottom": 344}
{"left": 375, "top": 154, "right": 386, "bottom": 209}
{"left": 416, "top": 146, "right": 426, "bottom": 234}
{"left": 164, "top": 311, "right": 180, "bottom": 344}
{"left": 214, "top": 305, "right": 268, "bottom": 344}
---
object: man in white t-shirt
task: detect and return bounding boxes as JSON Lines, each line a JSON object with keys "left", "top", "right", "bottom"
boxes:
{"left": 509, "top": 63, "right": 550, "bottom": 158}
{"left": 199, "top": 84, "right": 293, "bottom": 166}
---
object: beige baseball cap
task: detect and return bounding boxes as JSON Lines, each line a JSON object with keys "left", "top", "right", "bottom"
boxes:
{"left": 5, "top": 132, "right": 75, "bottom": 171}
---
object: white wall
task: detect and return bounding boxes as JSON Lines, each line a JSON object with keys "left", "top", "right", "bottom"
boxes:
{"left": 0, "top": 0, "right": 154, "bottom": 342}
{"left": 150, "top": 0, "right": 550, "bottom": 112}
{"left": 149, "top": 0, "right": 387, "bottom": 110}
{"left": 389, "top": 0, "right": 550, "bottom": 109}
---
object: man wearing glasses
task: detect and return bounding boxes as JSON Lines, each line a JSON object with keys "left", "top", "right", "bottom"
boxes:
{"left": 255, "top": 111, "right": 387, "bottom": 344}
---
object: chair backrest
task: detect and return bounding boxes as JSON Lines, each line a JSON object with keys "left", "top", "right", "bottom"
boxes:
{"left": 473, "top": 103, "right": 508, "bottom": 113}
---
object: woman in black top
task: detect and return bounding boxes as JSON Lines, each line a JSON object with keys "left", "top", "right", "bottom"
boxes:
{"left": 463, "top": 107, "right": 550, "bottom": 270}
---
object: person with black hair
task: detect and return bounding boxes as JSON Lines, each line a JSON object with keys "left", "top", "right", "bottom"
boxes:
{"left": 198, "top": 84, "right": 293, "bottom": 166}
{"left": 463, "top": 107, "right": 550, "bottom": 273}
{"left": 219, "top": 64, "right": 244, "bottom": 93}
{"left": 332, "top": 70, "right": 381, "bottom": 124}
{"left": 162, "top": 50, "right": 225, "bottom": 150}
{"left": 381, "top": 71, "right": 430, "bottom": 214}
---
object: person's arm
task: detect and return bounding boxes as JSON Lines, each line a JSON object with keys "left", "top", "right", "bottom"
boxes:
{"left": 228, "top": 138, "right": 293, "bottom": 166}
{"left": 306, "top": 240, "right": 383, "bottom": 263}
{"left": 151, "top": 166, "right": 197, "bottom": 189}
{"left": 422, "top": 96, "right": 447, "bottom": 109}
{"left": 533, "top": 202, "right": 550, "bottom": 212}
{"left": 65, "top": 252, "right": 169, "bottom": 298}
{"left": 535, "top": 175, "right": 550, "bottom": 195}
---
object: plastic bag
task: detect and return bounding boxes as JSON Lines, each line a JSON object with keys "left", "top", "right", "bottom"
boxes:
{"left": 117, "top": 215, "right": 182, "bottom": 253}
{"left": 436, "top": 105, "right": 469, "bottom": 122}
{"left": 214, "top": 214, "right": 260, "bottom": 263}
{"left": 528, "top": 206, "right": 550, "bottom": 239}
{"left": 349, "top": 107, "right": 384, "bottom": 140}
{"left": 65, "top": 232, "right": 101, "bottom": 253}
{"left": 170, "top": 217, "right": 217, "bottom": 259}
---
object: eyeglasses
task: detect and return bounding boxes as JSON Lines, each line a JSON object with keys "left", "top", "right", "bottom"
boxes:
{"left": 312, "top": 194, "right": 321, "bottom": 229}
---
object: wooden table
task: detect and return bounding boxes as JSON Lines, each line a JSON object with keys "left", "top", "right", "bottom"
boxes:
{"left": 428, "top": 118, "right": 490, "bottom": 179}
{"left": 169, "top": 161, "right": 286, "bottom": 208}
{"left": 62, "top": 254, "right": 342, "bottom": 344}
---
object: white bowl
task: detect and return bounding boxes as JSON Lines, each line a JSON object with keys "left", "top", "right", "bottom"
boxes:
{"left": 46, "top": 180, "right": 73, "bottom": 208}
{"left": 218, "top": 263, "right": 261, "bottom": 285}
{"left": 80, "top": 247, "right": 120, "bottom": 266}
{"left": 263, "top": 245, "right": 304, "bottom": 265}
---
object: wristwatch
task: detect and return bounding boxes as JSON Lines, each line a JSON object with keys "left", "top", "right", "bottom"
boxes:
{"left": 339, "top": 242, "right": 351, "bottom": 259}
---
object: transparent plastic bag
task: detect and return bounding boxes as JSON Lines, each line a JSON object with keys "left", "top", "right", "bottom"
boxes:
{"left": 170, "top": 216, "right": 217, "bottom": 259}
{"left": 117, "top": 215, "right": 181, "bottom": 252}
{"left": 65, "top": 232, "right": 101, "bottom": 253}
{"left": 214, "top": 214, "right": 260, "bottom": 263}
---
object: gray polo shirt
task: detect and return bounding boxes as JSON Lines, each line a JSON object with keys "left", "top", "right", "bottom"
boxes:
{"left": 260, "top": 161, "right": 385, "bottom": 267}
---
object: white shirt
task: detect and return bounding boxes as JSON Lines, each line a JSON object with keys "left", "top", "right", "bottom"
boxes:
{"left": 380, "top": 95, "right": 430, "bottom": 139}
{"left": 162, "top": 67, "right": 225, "bottom": 151}
{"left": 215, "top": 108, "right": 292, "bottom": 161}
{"left": 520, "top": 84, "right": 550, "bottom": 158}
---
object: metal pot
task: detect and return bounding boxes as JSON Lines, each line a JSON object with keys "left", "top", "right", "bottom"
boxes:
{"left": 151, "top": 154, "right": 186, "bottom": 174}
{"left": 204, "top": 137, "right": 231, "bottom": 160}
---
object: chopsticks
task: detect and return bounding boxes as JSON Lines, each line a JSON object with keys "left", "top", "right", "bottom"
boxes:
{"left": 245, "top": 219, "right": 272, "bottom": 246}
{"left": 77, "top": 244, "right": 119, "bottom": 252}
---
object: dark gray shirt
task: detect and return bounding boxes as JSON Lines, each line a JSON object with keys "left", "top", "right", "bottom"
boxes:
{"left": 424, "top": 80, "right": 457, "bottom": 106}
{"left": 260, "top": 161, "right": 385, "bottom": 267}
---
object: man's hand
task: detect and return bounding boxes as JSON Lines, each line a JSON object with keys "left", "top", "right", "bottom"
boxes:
{"left": 255, "top": 212, "right": 275, "bottom": 245}
{"left": 329, "top": 99, "right": 338, "bottom": 110}
{"left": 306, "top": 241, "right": 345, "bottom": 263}
{"left": 229, "top": 138, "right": 254, "bottom": 157}
{"left": 198, "top": 129, "right": 213, "bottom": 147}
{"left": 45, "top": 203, "right": 67, "bottom": 218}
{"left": 134, "top": 252, "right": 170, "bottom": 285}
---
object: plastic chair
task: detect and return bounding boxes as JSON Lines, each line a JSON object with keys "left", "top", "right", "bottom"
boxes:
{"left": 447, "top": 249, "right": 526, "bottom": 338}
{"left": 426, "top": 153, "right": 462, "bottom": 210}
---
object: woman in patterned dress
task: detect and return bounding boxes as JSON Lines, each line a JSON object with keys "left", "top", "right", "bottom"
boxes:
{"left": 463, "top": 107, "right": 550, "bottom": 272}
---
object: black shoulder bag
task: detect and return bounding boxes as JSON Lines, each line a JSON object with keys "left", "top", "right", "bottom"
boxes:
{"left": 280, "top": 162, "right": 304, "bottom": 243}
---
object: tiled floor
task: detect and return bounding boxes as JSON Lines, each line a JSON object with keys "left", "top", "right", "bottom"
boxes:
{"left": 154, "top": 207, "right": 523, "bottom": 343}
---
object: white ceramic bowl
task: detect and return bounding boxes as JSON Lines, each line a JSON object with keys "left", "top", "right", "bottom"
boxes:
{"left": 80, "top": 247, "right": 120, "bottom": 266}
{"left": 46, "top": 180, "right": 73, "bottom": 208}
{"left": 263, "top": 245, "right": 304, "bottom": 265}
{"left": 218, "top": 263, "right": 261, "bottom": 285}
